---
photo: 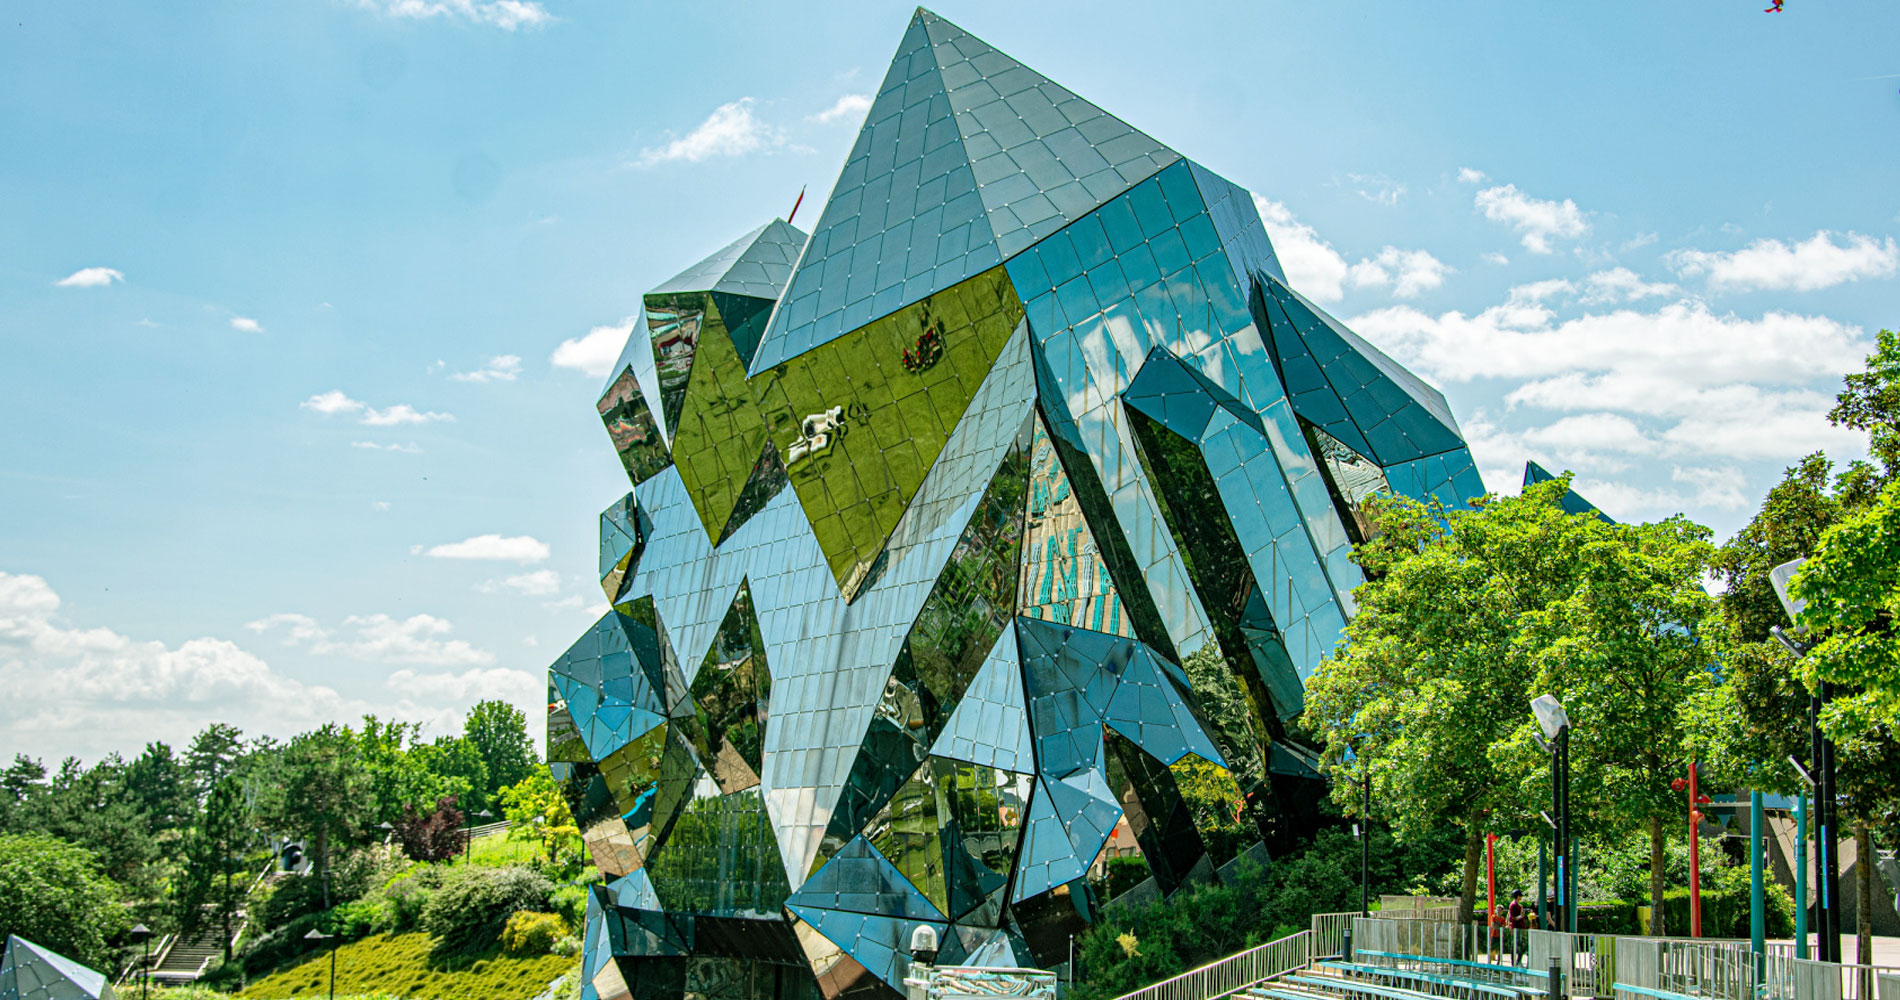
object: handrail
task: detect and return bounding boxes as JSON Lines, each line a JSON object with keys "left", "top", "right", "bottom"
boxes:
{"left": 1612, "top": 983, "right": 1701, "bottom": 1000}
{"left": 1106, "top": 929, "right": 1311, "bottom": 1000}
{"left": 1356, "top": 949, "right": 1550, "bottom": 980}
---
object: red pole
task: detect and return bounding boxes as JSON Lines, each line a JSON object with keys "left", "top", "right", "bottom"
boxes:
{"left": 1487, "top": 832, "right": 1498, "bottom": 951}
{"left": 1689, "top": 761, "right": 1703, "bottom": 938}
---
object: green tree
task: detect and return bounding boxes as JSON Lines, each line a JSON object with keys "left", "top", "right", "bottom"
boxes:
{"left": 1305, "top": 480, "right": 1597, "bottom": 924}
{"left": 256, "top": 724, "right": 372, "bottom": 908}
{"left": 1512, "top": 514, "right": 1719, "bottom": 934}
{"left": 0, "top": 833, "right": 128, "bottom": 972}
{"left": 1794, "top": 478, "right": 1900, "bottom": 731}
{"left": 411, "top": 735, "right": 487, "bottom": 815}
{"left": 1829, "top": 327, "right": 1900, "bottom": 480}
{"left": 497, "top": 770, "right": 579, "bottom": 864}
{"left": 464, "top": 700, "right": 536, "bottom": 805}
{"left": 184, "top": 723, "right": 247, "bottom": 800}
{"left": 175, "top": 776, "right": 252, "bottom": 960}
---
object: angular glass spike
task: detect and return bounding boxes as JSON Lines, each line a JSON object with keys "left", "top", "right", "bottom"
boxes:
{"left": 667, "top": 292, "right": 774, "bottom": 544}
{"left": 1526, "top": 459, "right": 1614, "bottom": 522}
{"left": 645, "top": 786, "right": 791, "bottom": 918}
{"left": 748, "top": 16, "right": 999, "bottom": 376}
{"left": 1303, "top": 421, "right": 1393, "bottom": 545}
{"left": 1102, "top": 728, "right": 1209, "bottom": 896}
{"left": 919, "top": 10, "right": 1180, "bottom": 260}
{"left": 599, "top": 494, "right": 644, "bottom": 603}
{"left": 598, "top": 369, "right": 674, "bottom": 489}
{"left": 678, "top": 579, "right": 772, "bottom": 794}
{"left": 1019, "top": 411, "right": 1134, "bottom": 636}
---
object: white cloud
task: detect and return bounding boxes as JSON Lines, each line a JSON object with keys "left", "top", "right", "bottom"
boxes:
{"left": 1254, "top": 195, "right": 1350, "bottom": 302}
{"left": 302, "top": 390, "right": 365, "bottom": 416}
{"left": 478, "top": 569, "right": 561, "bottom": 597}
{"left": 372, "top": 500, "right": 392, "bottom": 511}
{"left": 248, "top": 611, "right": 495, "bottom": 667}
{"left": 551, "top": 317, "right": 635, "bottom": 377}
{"left": 0, "top": 572, "right": 361, "bottom": 761}
{"left": 1473, "top": 183, "right": 1589, "bottom": 254}
{"left": 812, "top": 93, "right": 872, "bottom": 124}
{"left": 1579, "top": 267, "right": 1678, "bottom": 305}
{"left": 55, "top": 267, "right": 123, "bottom": 288}
{"left": 637, "top": 98, "right": 784, "bottom": 167}
{"left": 1481, "top": 252, "right": 1510, "bottom": 266}
{"left": 1573, "top": 466, "right": 1750, "bottom": 517}
{"left": 423, "top": 533, "right": 550, "bottom": 562}
{"left": 449, "top": 354, "right": 523, "bottom": 383}
{"left": 230, "top": 316, "right": 264, "bottom": 333}
{"left": 1668, "top": 230, "right": 1900, "bottom": 293}
{"left": 1457, "top": 167, "right": 1489, "bottom": 184}
{"left": 1351, "top": 293, "right": 1870, "bottom": 466}
{"left": 1621, "top": 232, "right": 1660, "bottom": 252}
{"left": 351, "top": 441, "right": 423, "bottom": 453}
{"left": 302, "top": 390, "right": 453, "bottom": 427}
{"left": 362, "top": 404, "right": 453, "bottom": 426}
{"left": 354, "top": 0, "right": 550, "bottom": 30}
{"left": 1347, "top": 247, "right": 1453, "bottom": 298}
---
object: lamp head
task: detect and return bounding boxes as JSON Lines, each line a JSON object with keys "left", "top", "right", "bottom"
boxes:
{"left": 1770, "top": 558, "right": 1808, "bottom": 625}
{"left": 908, "top": 924, "right": 940, "bottom": 965}
{"left": 128, "top": 924, "right": 152, "bottom": 944}
{"left": 1530, "top": 694, "right": 1570, "bottom": 739}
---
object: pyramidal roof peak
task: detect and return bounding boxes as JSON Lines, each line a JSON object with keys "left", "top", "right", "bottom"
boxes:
{"left": 745, "top": 9, "right": 1179, "bottom": 375}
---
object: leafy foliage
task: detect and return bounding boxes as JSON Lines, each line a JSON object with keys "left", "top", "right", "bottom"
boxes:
{"left": 418, "top": 864, "right": 554, "bottom": 958}
{"left": 396, "top": 795, "right": 468, "bottom": 863}
{"left": 0, "top": 833, "right": 127, "bottom": 972}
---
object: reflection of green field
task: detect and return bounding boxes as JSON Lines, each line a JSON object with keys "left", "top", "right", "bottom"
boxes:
{"left": 753, "top": 267, "right": 1023, "bottom": 590}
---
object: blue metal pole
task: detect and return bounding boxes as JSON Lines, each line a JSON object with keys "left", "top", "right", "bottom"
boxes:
{"left": 1796, "top": 793, "right": 1809, "bottom": 959}
{"left": 1751, "top": 791, "right": 1765, "bottom": 979}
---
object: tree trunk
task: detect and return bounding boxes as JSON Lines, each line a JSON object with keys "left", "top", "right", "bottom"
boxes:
{"left": 1857, "top": 820, "right": 1874, "bottom": 965}
{"left": 316, "top": 824, "right": 331, "bottom": 909}
{"left": 1460, "top": 826, "right": 1484, "bottom": 925}
{"left": 222, "top": 860, "right": 233, "bottom": 962}
{"left": 1650, "top": 814, "right": 1667, "bottom": 936}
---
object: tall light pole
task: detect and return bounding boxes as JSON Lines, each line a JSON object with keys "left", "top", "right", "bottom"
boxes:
{"left": 1772, "top": 556, "right": 1841, "bottom": 964}
{"left": 304, "top": 928, "right": 337, "bottom": 1000}
{"left": 463, "top": 808, "right": 492, "bottom": 865}
{"left": 1531, "top": 695, "right": 1572, "bottom": 935}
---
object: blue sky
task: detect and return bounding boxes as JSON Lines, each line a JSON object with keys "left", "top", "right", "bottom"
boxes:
{"left": 3, "top": 1, "right": 1896, "bottom": 762}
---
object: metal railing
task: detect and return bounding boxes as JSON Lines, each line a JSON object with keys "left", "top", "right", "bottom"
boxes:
{"left": 1105, "top": 929, "right": 1311, "bottom": 1000}
{"left": 1312, "top": 913, "right": 1356, "bottom": 961}
{"left": 912, "top": 966, "right": 1057, "bottom": 1000}
{"left": 1763, "top": 953, "right": 1900, "bottom": 1000}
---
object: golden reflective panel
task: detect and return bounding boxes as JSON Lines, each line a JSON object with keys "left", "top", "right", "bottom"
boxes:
{"left": 748, "top": 267, "right": 1025, "bottom": 596}
{"left": 669, "top": 292, "right": 774, "bottom": 543}
{"left": 679, "top": 580, "right": 772, "bottom": 795}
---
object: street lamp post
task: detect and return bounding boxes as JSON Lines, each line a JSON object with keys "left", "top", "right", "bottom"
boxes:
{"left": 1531, "top": 695, "right": 1572, "bottom": 936}
{"left": 376, "top": 821, "right": 394, "bottom": 845}
{"left": 304, "top": 928, "right": 337, "bottom": 1000}
{"left": 128, "top": 924, "right": 152, "bottom": 1000}
{"left": 1772, "top": 556, "right": 1841, "bottom": 964}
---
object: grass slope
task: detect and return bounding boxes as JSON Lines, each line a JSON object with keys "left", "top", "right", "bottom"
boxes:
{"left": 239, "top": 933, "right": 574, "bottom": 1000}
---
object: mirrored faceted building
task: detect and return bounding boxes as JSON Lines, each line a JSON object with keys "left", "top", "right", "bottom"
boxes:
{"left": 549, "top": 9, "right": 1485, "bottom": 999}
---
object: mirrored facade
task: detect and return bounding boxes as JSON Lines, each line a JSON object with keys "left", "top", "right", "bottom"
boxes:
{"left": 550, "top": 10, "right": 1485, "bottom": 999}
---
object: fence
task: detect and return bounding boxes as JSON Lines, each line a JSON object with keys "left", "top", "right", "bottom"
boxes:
{"left": 910, "top": 966, "right": 1057, "bottom": 1000}
{"left": 1762, "top": 952, "right": 1900, "bottom": 1000}
{"left": 1103, "top": 929, "right": 1310, "bottom": 1000}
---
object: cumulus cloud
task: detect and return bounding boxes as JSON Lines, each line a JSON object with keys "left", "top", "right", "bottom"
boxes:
{"left": 1578, "top": 267, "right": 1678, "bottom": 305}
{"left": 1351, "top": 291, "right": 1870, "bottom": 469}
{"left": 1668, "top": 230, "right": 1900, "bottom": 293}
{"left": 1253, "top": 195, "right": 1349, "bottom": 302}
{"left": 812, "top": 93, "right": 872, "bottom": 124}
{"left": 230, "top": 316, "right": 264, "bottom": 333}
{"left": 351, "top": 441, "right": 423, "bottom": 453}
{"left": 385, "top": 666, "right": 540, "bottom": 704}
{"left": 551, "top": 317, "right": 635, "bottom": 377}
{"left": 1457, "top": 167, "right": 1488, "bottom": 184}
{"left": 56, "top": 267, "right": 123, "bottom": 288}
{"left": 477, "top": 569, "right": 561, "bottom": 597}
{"left": 1473, "top": 182, "right": 1589, "bottom": 254}
{"left": 1347, "top": 247, "right": 1453, "bottom": 298}
{"left": 354, "top": 0, "right": 550, "bottom": 29}
{"left": 449, "top": 354, "right": 523, "bottom": 383}
{"left": 247, "top": 611, "right": 495, "bottom": 667}
{"left": 302, "top": 390, "right": 365, "bottom": 416}
{"left": 638, "top": 98, "right": 784, "bottom": 166}
{"left": 0, "top": 572, "right": 360, "bottom": 761}
{"left": 422, "top": 534, "right": 550, "bottom": 562}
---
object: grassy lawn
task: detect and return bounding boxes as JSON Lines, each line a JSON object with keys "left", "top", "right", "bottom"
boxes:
{"left": 465, "top": 834, "right": 544, "bottom": 867}
{"left": 239, "top": 933, "right": 574, "bottom": 1000}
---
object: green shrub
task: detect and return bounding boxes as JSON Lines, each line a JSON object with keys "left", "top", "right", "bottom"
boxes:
{"left": 549, "top": 884, "right": 589, "bottom": 931}
{"left": 375, "top": 864, "right": 443, "bottom": 933}
{"left": 500, "top": 911, "right": 568, "bottom": 955}
{"left": 419, "top": 865, "right": 554, "bottom": 957}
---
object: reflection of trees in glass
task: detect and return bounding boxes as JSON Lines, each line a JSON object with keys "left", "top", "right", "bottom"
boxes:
{"left": 647, "top": 789, "right": 789, "bottom": 917}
